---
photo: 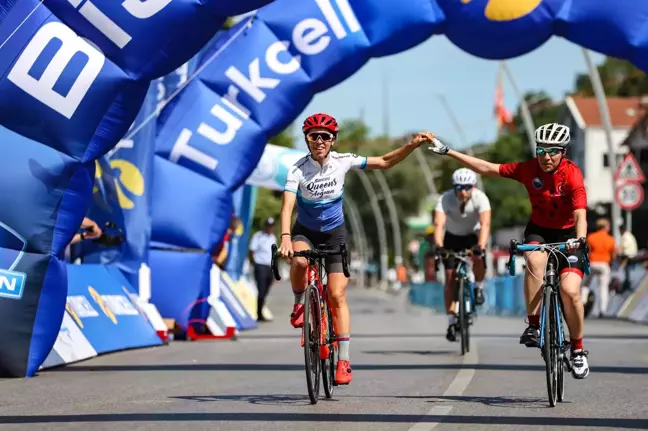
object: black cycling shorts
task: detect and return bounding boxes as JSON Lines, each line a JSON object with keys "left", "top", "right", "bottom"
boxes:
{"left": 442, "top": 232, "right": 484, "bottom": 271}
{"left": 523, "top": 221, "right": 584, "bottom": 276}
{"left": 291, "top": 222, "right": 347, "bottom": 274}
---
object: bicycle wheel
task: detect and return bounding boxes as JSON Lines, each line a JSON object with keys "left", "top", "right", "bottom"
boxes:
{"left": 322, "top": 297, "right": 336, "bottom": 399}
{"left": 543, "top": 286, "right": 558, "bottom": 407}
{"left": 303, "top": 284, "right": 321, "bottom": 404}
{"left": 458, "top": 278, "right": 469, "bottom": 356}
{"left": 557, "top": 300, "right": 567, "bottom": 402}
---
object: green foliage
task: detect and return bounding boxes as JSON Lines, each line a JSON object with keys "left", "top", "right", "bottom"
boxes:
{"left": 269, "top": 125, "right": 296, "bottom": 148}
{"left": 574, "top": 57, "right": 648, "bottom": 97}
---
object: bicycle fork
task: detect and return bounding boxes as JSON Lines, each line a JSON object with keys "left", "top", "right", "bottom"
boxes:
{"left": 539, "top": 291, "right": 572, "bottom": 371}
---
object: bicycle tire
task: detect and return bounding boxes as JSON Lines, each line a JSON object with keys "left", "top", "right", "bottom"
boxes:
{"left": 322, "top": 297, "right": 336, "bottom": 399}
{"left": 544, "top": 286, "right": 558, "bottom": 407}
{"left": 557, "top": 298, "right": 566, "bottom": 402}
{"left": 303, "top": 285, "right": 321, "bottom": 404}
{"left": 458, "top": 278, "right": 468, "bottom": 356}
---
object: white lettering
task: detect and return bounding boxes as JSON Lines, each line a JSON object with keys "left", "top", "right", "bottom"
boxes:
{"left": 0, "top": 276, "right": 16, "bottom": 292}
{"left": 225, "top": 59, "right": 279, "bottom": 103}
{"left": 266, "top": 41, "right": 301, "bottom": 75}
{"left": 223, "top": 88, "right": 250, "bottom": 120}
{"left": 175, "top": 62, "right": 189, "bottom": 86}
{"left": 335, "top": 0, "right": 361, "bottom": 33}
{"left": 170, "top": 129, "right": 218, "bottom": 170}
{"left": 293, "top": 18, "right": 330, "bottom": 55}
{"left": 65, "top": 0, "right": 132, "bottom": 48}
{"left": 122, "top": 0, "right": 173, "bottom": 19}
{"left": 315, "top": 0, "right": 346, "bottom": 39}
{"left": 198, "top": 104, "right": 243, "bottom": 144}
{"left": 8, "top": 22, "right": 105, "bottom": 119}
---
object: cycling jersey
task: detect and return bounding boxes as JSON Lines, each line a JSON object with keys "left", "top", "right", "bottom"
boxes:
{"left": 284, "top": 152, "right": 367, "bottom": 231}
{"left": 434, "top": 188, "right": 491, "bottom": 236}
{"left": 499, "top": 158, "right": 587, "bottom": 230}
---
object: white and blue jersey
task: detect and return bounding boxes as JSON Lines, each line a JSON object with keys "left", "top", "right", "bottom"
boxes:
{"left": 284, "top": 152, "right": 367, "bottom": 232}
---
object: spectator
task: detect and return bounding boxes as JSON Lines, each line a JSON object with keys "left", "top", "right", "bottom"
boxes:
{"left": 213, "top": 216, "right": 241, "bottom": 269}
{"left": 618, "top": 223, "right": 639, "bottom": 292}
{"left": 418, "top": 226, "right": 437, "bottom": 282}
{"left": 619, "top": 224, "right": 638, "bottom": 259}
{"left": 69, "top": 217, "right": 102, "bottom": 245}
{"left": 585, "top": 218, "right": 616, "bottom": 317}
{"left": 249, "top": 217, "right": 277, "bottom": 322}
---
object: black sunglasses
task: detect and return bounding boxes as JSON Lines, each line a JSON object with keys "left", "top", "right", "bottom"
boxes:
{"left": 454, "top": 185, "right": 473, "bottom": 191}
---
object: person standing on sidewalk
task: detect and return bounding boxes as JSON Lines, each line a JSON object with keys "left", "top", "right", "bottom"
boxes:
{"left": 249, "top": 217, "right": 277, "bottom": 322}
{"left": 585, "top": 218, "right": 616, "bottom": 317}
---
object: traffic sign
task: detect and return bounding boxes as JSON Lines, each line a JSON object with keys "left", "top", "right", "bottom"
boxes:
{"left": 614, "top": 153, "right": 645, "bottom": 183}
{"left": 615, "top": 182, "right": 644, "bottom": 211}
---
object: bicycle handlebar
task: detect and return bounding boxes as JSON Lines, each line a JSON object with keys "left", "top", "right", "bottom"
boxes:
{"left": 270, "top": 243, "right": 350, "bottom": 281}
{"left": 506, "top": 238, "right": 590, "bottom": 277}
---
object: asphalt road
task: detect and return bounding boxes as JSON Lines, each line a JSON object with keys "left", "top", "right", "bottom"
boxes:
{"left": 1, "top": 283, "right": 647, "bottom": 431}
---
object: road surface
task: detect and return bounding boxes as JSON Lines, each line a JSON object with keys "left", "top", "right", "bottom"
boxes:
{"left": 1, "top": 283, "right": 647, "bottom": 430}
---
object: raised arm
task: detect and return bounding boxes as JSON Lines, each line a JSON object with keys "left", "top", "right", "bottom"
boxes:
{"left": 446, "top": 149, "right": 501, "bottom": 177}
{"left": 364, "top": 133, "right": 428, "bottom": 170}
{"left": 425, "top": 133, "right": 501, "bottom": 177}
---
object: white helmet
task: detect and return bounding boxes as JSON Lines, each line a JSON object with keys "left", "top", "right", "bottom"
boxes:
{"left": 452, "top": 168, "right": 477, "bottom": 186}
{"left": 534, "top": 123, "right": 570, "bottom": 147}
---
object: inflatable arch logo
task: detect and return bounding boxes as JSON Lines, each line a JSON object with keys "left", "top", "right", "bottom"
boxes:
{"left": 94, "top": 160, "right": 145, "bottom": 210}
{"left": 461, "top": 0, "right": 542, "bottom": 21}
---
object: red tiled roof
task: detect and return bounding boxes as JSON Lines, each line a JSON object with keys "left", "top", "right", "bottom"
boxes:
{"left": 566, "top": 96, "right": 642, "bottom": 128}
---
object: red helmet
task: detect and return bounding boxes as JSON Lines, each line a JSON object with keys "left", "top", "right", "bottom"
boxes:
{"left": 302, "top": 113, "right": 339, "bottom": 134}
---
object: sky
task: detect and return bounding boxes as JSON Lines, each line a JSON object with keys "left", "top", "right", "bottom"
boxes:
{"left": 295, "top": 36, "right": 605, "bottom": 150}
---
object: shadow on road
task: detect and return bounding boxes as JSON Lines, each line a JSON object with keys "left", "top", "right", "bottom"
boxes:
{"left": 362, "top": 349, "right": 456, "bottom": 356}
{"left": 169, "top": 394, "right": 321, "bottom": 406}
{"left": 239, "top": 332, "right": 648, "bottom": 341}
{"left": 52, "top": 363, "right": 648, "bottom": 375}
{"left": 0, "top": 412, "right": 645, "bottom": 428}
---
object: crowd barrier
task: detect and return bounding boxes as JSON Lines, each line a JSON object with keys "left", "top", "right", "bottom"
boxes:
{"left": 409, "top": 266, "right": 648, "bottom": 325}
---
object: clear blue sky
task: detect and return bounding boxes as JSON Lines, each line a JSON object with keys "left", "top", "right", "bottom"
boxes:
{"left": 297, "top": 36, "right": 605, "bottom": 150}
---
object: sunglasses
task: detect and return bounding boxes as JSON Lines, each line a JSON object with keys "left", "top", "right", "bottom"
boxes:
{"left": 306, "top": 131, "right": 335, "bottom": 143}
{"left": 536, "top": 147, "right": 563, "bottom": 156}
{"left": 454, "top": 184, "right": 473, "bottom": 191}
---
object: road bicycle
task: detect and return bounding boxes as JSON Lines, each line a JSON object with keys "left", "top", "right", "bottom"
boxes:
{"left": 437, "top": 249, "right": 479, "bottom": 356}
{"left": 271, "top": 243, "right": 350, "bottom": 404}
{"left": 507, "top": 239, "right": 590, "bottom": 407}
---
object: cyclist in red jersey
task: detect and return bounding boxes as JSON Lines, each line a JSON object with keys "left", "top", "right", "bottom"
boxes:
{"left": 423, "top": 123, "right": 590, "bottom": 380}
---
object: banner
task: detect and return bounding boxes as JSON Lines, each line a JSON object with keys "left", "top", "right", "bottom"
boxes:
{"left": 247, "top": 145, "right": 306, "bottom": 192}
{"left": 66, "top": 264, "right": 162, "bottom": 354}
{"left": 151, "top": 157, "right": 232, "bottom": 251}
{"left": 149, "top": 249, "right": 212, "bottom": 329}
{"left": 156, "top": 0, "right": 648, "bottom": 203}
{"left": 40, "top": 311, "right": 98, "bottom": 369}
{"left": 0, "top": 0, "right": 274, "bottom": 377}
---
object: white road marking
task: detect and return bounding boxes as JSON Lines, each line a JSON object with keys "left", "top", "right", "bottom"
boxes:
{"left": 408, "top": 344, "right": 478, "bottom": 431}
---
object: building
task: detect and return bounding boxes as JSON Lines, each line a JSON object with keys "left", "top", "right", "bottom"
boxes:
{"left": 619, "top": 98, "right": 648, "bottom": 248}
{"left": 562, "top": 96, "right": 639, "bottom": 207}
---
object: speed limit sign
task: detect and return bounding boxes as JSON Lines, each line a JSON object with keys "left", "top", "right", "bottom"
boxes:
{"left": 615, "top": 182, "right": 644, "bottom": 211}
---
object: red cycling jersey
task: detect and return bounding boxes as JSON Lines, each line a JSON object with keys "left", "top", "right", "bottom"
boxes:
{"left": 499, "top": 158, "right": 587, "bottom": 230}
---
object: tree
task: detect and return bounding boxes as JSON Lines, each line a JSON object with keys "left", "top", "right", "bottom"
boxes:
{"left": 574, "top": 57, "right": 648, "bottom": 97}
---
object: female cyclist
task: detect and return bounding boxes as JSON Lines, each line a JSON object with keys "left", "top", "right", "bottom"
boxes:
{"left": 277, "top": 113, "right": 429, "bottom": 385}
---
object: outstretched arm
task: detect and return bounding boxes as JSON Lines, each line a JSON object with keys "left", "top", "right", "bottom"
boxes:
{"left": 425, "top": 134, "right": 501, "bottom": 177}
{"left": 446, "top": 149, "right": 501, "bottom": 177}
{"left": 364, "top": 134, "right": 428, "bottom": 170}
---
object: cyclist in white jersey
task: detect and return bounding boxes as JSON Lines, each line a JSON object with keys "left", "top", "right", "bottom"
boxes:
{"left": 434, "top": 168, "right": 492, "bottom": 342}
{"left": 278, "top": 113, "right": 430, "bottom": 385}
